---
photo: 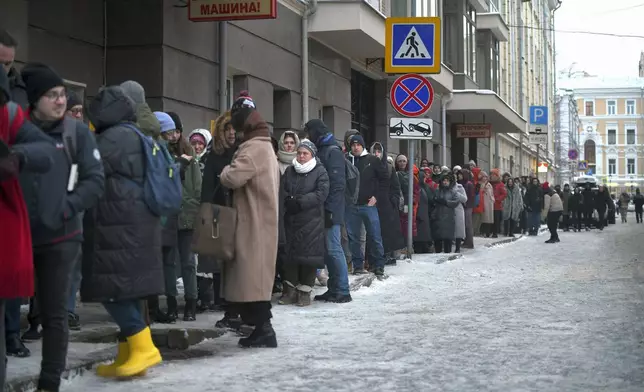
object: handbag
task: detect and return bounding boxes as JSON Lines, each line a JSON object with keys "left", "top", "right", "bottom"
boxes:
{"left": 191, "top": 184, "right": 237, "bottom": 262}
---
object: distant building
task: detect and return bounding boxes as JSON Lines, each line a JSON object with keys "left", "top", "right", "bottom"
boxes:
{"left": 639, "top": 51, "right": 644, "bottom": 77}
{"left": 558, "top": 77, "right": 644, "bottom": 193}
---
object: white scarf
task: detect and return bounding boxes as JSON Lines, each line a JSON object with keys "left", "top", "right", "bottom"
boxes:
{"left": 292, "top": 157, "right": 317, "bottom": 174}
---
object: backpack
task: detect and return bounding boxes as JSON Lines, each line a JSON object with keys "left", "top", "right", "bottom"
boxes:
{"left": 123, "top": 123, "right": 182, "bottom": 216}
{"left": 324, "top": 145, "right": 360, "bottom": 205}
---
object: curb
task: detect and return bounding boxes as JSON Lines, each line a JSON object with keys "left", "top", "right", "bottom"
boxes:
{"left": 483, "top": 227, "right": 548, "bottom": 248}
{"left": 4, "top": 327, "right": 226, "bottom": 392}
{"left": 434, "top": 253, "right": 464, "bottom": 264}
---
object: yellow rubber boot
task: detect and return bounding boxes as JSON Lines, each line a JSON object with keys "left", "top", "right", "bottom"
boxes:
{"left": 115, "top": 327, "right": 162, "bottom": 378}
{"left": 96, "top": 342, "right": 148, "bottom": 378}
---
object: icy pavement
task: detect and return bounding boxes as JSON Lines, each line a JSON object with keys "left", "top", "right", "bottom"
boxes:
{"left": 60, "top": 223, "right": 644, "bottom": 392}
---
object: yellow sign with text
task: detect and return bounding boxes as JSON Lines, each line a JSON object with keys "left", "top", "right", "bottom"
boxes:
{"left": 189, "top": 0, "right": 277, "bottom": 22}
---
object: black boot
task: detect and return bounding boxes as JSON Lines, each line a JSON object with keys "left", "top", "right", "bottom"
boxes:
{"left": 21, "top": 324, "right": 41, "bottom": 341}
{"left": 215, "top": 311, "right": 243, "bottom": 331}
{"left": 238, "top": 322, "right": 278, "bottom": 348}
{"left": 148, "top": 295, "right": 175, "bottom": 324}
{"left": 166, "top": 296, "right": 178, "bottom": 322}
{"left": 183, "top": 298, "right": 197, "bottom": 321}
{"left": 314, "top": 290, "right": 332, "bottom": 301}
{"left": 6, "top": 335, "right": 30, "bottom": 358}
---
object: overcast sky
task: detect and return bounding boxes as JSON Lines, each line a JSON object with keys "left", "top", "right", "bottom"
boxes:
{"left": 555, "top": 0, "right": 644, "bottom": 78}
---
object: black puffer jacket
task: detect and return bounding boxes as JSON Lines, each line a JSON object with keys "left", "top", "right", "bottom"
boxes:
{"left": 282, "top": 162, "right": 329, "bottom": 268}
{"left": 81, "top": 86, "right": 163, "bottom": 302}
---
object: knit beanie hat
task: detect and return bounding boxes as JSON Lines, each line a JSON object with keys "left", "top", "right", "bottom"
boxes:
{"left": 231, "top": 90, "right": 256, "bottom": 114}
{"left": 66, "top": 91, "right": 82, "bottom": 110}
{"left": 21, "top": 63, "right": 65, "bottom": 106}
{"left": 154, "top": 111, "right": 176, "bottom": 133}
{"left": 119, "top": 80, "right": 146, "bottom": 104}
{"left": 299, "top": 139, "right": 317, "bottom": 157}
{"left": 349, "top": 134, "right": 365, "bottom": 148}
{"left": 166, "top": 111, "right": 183, "bottom": 132}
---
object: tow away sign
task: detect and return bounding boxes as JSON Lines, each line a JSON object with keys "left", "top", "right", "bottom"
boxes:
{"left": 189, "top": 0, "right": 277, "bottom": 21}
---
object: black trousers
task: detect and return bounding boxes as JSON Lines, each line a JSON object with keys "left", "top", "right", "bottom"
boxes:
{"left": 562, "top": 214, "right": 570, "bottom": 230}
{"left": 574, "top": 210, "right": 583, "bottom": 230}
{"left": 547, "top": 212, "right": 562, "bottom": 240}
{"left": 596, "top": 209, "right": 606, "bottom": 229}
{"left": 504, "top": 219, "right": 517, "bottom": 236}
{"left": 230, "top": 302, "right": 272, "bottom": 327}
{"left": 636, "top": 209, "right": 643, "bottom": 223}
{"left": 281, "top": 264, "right": 317, "bottom": 289}
{"left": 493, "top": 210, "right": 503, "bottom": 235}
{"left": 584, "top": 210, "right": 594, "bottom": 228}
{"left": 33, "top": 241, "right": 80, "bottom": 392}
{"left": 434, "top": 239, "right": 453, "bottom": 253}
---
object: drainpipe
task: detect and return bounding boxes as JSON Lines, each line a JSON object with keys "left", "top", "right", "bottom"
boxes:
{"left": 219, "top": 21, "right": 228, "bottom": 114}
{"left": 302, "top": 0, "right": 318, "bottom": 126}
{"left": 517, "top": 0, "right": 525, "bottom": 176}
{"left": 441, "top": 93, "right": 452, "bottom": 167}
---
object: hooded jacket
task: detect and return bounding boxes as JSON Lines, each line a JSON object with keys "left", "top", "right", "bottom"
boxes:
{"left": 119, "top": 81, "right": 161, "bottom": 140}
{"left": 81, "top": 86, "right": 163, "bottom": 302}
{"left": 7, "top": 67, "right": 28, "bottom": 109}
{"left": 305, "top": 119, "right": 345, "bottom": 224}
{"left": 347, "top": 134, "right": 388, "bottom": 205}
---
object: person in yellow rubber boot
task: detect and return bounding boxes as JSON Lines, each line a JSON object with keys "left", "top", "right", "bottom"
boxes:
{"left": 81, "top": 86, "right": 164, "bottom": 378}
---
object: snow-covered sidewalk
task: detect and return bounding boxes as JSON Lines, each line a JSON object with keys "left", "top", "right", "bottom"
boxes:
{"left": 52, "top": 222, "right": 644, "bottom": 392}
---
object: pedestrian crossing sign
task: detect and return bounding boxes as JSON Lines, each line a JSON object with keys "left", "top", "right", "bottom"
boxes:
{"left": 385, "top": 17, "right": 441, "bottom": 74}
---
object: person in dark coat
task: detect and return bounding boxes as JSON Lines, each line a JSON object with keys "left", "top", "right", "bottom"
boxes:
{"left": 279, "top": 140, "right": 329, "bottom": 307}
{"left": 581, "top": 183, "right": 595, "bottom": 230}
{"left": 431, "top": 173, "right": 461, "bottom": 253}
{"left": 413, "top": 169, "right": 432, "bottom": 253}
{"left": 594, "top": 184, "right": 611, "bottom": 230}
{"left": 197, "top": 111, "right": 242, "bottom": 328}
{"left": 370, "top": 142, "right": 405, "bottom": 259}
{"left": 82, "top": 86, "right": 162, "bottom": 378}
{"left": 305, "top": 119, "right": 352, "bottom": 303}
{"left": 0, "top": 29, "right": 28, "bottom": 109}
{"left": 460, "top": 169, "right": 476, "bottom": 248}
{"left": 524, "top": 177, "right": 543, "bottom": 235}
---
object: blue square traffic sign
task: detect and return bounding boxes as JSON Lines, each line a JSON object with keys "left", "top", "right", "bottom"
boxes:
{"left": 385, "top": 17, "right": 441, "bottom": 74}
{"left": 529, "top": 106, "right": 548, "bottom": 125}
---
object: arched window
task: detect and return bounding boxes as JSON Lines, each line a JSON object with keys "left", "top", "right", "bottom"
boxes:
{"left": 584, "top": 139, "right": 596, "bottom": 166}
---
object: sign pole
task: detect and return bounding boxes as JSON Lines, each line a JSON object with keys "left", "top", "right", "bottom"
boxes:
{"left": 407, "top": 140, "right": 415, "bottom": 260}
{"left": 536, "top": 144, "right": 540, "bottom": 181}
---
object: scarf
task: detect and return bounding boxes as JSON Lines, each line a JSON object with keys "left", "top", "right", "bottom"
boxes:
{"left": 278, "top": 150, "right": 296, "bottom": 165}
{"left": 292, "top": 157, "right": 316, "bottom": 174}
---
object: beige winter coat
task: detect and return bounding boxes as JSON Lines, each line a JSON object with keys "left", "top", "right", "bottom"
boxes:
{"left": 220, "top": 127, "right": 280, "bottom": 302}
{"left": 481, "top": 181, "right": 495, "bottom": 224}
{"left": 542, "top": 192, "right": 564, "bottom": 220}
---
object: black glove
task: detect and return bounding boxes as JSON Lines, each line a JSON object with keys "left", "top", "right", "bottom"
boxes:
{"left": 324, "top": 211, "right": 333, "bottom": 228}
{"left": 285, "top": 196, "right": 301, "bottom": 214}
{"left": 0, "top": 152, "right": 21, "bottom": 182}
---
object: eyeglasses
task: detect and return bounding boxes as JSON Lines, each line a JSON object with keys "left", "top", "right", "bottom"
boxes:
{"left": 69, "top": 107, "right": 83, "bottom": 115}
{"left": 43, "top": 91, "right": 67, "bottom": 101}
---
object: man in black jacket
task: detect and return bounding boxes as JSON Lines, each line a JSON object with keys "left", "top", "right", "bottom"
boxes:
{"left": 345, "top": 134, "right": 389, "bottom": 277}
{"left": 19, "top": 63, "right": 104, "bottom": 392}
{"left": 581, "top": 183, "right": 595, "bottom": 230}
{"left": 304, "top": 119, "right": 351, "bottom": 303}
{"left": 0, "top": 30, "right": 28, "bottom": 108}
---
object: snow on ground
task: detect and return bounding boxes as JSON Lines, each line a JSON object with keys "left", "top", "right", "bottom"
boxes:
{"left": 61, "top": 223, "right": 644, "bottom": 392}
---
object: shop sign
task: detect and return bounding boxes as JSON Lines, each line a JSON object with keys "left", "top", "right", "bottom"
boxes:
{"left": 189, "top": 0, "right": 277, "bottom": 22}
{"left": 455, "top": 124, "right": 492, "bottom": 138}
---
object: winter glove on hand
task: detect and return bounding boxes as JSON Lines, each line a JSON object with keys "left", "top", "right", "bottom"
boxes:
{"left": 0, "top": 152, "right": 21, "bottom": 182}
{"left": 324, "top": 211, "right": 333, "bottom": 229}
{"left": 285, "top": 196, "right": 301, "bottom": 214}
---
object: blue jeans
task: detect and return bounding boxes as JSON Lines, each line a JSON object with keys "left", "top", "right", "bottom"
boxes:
{"left": 103, "top": 300, "right": 147, "bottom": 338}
{"left": 325, "top": 225, "right": 350, "bottom": 295}
{"left": 67, "top": 254, "right": 82, "bottom": 313}
{"left": 529, "top": 211, "right": 541, "bottom": 232}
{"left": 345, "top": 205, "right": 386, "bottom": 270}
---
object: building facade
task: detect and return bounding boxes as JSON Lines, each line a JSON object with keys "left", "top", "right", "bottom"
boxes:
{"left": 554, "top": 90, "right": 582, "bottom": 185}
{"left": 559, "top": 77, "right": 644, "bottom": 193}
{"left": 2, "top": 0, "right": 558, "bottom": 177}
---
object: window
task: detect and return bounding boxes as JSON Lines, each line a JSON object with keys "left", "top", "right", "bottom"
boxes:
{"left": 463, "top": 4, "right": 476, "bottom": 79}
{"left": 608, "top": 159, "right": 616, "bottom": 175}
{"left": 226, "top": 78, "right": 233, "bottom": 109}
{"left": 585, "top": 100, "right": 594, "bottom": 116}
{"left": 491, "top": 39, "right": 500, "bottom": 93}
{"left": 627, "top": 100, "right": 636, "bottom": 115}
{"left": 607, "top": 100, "right": 616, "bottom": 115}
{"left": 627, "top": 129, "right": 635, "bottom": 145}
{"left": 413, "top": 0, "right": 438, "bottom": 16}
{"left": 584, "top": 139, "right": 596, "bottom": 165}
{"left": 443, "top": 12, "right": 457, "bottom": 69}
{"left": 607, "top": 129, "right": 616, "bottom": 145}
{"left": 627, "top": 159, "right": 636, "bottom": 175}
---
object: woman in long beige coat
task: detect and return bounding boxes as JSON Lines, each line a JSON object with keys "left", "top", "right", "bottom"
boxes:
{"left": 479, "top": 171, "right": 496, "bottom": 236}
{"left": 220, "top": 107, "right": 280, "bottom": 349}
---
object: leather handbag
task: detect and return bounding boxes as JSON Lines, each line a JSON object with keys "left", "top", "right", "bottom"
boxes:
{"left": 191, "top": 186, "right": 236, "bottom": 262}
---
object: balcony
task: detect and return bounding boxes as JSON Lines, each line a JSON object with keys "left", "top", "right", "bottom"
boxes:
{"left": 476, "top": 13, "right": 509, "bottom": 42}
{"left": 308, "top": 0, "right": 386, "bottom": 59}
{"left": 447, "top": 89, "right": 526, "bottom": 134}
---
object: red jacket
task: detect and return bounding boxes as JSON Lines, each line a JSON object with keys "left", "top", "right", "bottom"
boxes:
{"left": 492, "top": 181, "right": 507, "bottom": 211}
{"left": 0, "top": 103, "right": 34, "bottom": 299}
